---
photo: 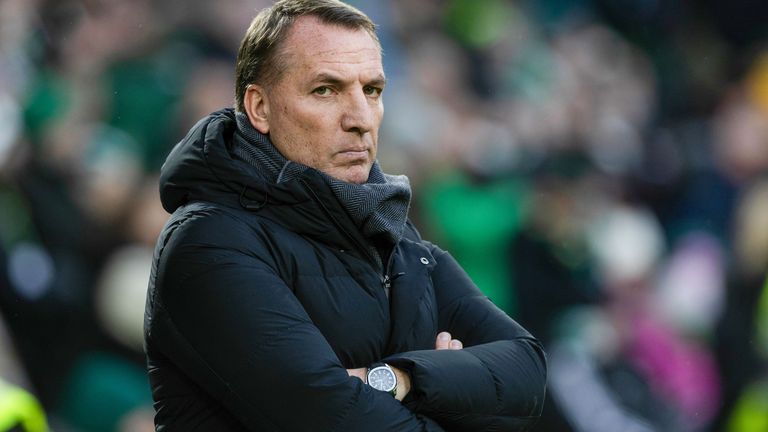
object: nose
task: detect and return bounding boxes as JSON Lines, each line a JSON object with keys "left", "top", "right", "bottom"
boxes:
{"left": 340, "top": 89, "right": 376, "bottom": 136}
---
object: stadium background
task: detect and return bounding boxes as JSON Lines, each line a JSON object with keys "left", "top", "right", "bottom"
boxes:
{"left": 1, "top": 0, "right": 768, "bottom": 430}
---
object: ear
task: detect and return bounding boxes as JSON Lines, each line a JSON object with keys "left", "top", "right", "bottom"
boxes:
{"left": 243, "top": 84, "right": 270, "bottom": 134}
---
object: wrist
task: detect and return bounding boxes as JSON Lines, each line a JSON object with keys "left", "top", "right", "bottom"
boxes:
{"left": 366, "top": 363, "right": 397, "bottom": 397}
{"left": 390, "top": 365, "right": 411, "bottom": 402}
{"left": 347, "top": 367, "right": 367, "bottom": 382}
{"left": 363, "top": 362, "right": 411, "bottom": 402}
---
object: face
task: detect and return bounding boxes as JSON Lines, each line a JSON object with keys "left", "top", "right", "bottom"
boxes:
{"left": 245, "top": 16, "right": 385, "bottom": 184}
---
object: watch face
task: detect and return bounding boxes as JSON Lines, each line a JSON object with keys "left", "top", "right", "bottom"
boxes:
{"left": 368, "top": 366, "right": 396, "bottom": 392}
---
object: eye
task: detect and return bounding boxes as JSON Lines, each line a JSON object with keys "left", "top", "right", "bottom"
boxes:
{"left": 363, "top": 85, "right": 383, "bottom": 97}
{"left": 313, "top": 86, "right": 333, "bottom": 96}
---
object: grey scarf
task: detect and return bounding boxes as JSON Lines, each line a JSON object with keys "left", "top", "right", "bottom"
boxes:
{"left": 233, "top": 112, "right": 412, "bottom": 258}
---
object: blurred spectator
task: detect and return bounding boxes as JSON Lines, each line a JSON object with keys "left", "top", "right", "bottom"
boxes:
{"left": 0, "top": 0, "right": 767, "bottom": 430}
{"left": 0, "top": 243, "right": 48, "bottom": 431}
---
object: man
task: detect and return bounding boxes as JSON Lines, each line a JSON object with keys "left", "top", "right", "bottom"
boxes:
{"left": 144, "top": 0, "right": 547, "bottom": 430}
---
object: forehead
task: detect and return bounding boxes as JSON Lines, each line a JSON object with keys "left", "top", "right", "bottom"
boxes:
{"left": 278, "top": 15, "right": 383, "bottom": 79}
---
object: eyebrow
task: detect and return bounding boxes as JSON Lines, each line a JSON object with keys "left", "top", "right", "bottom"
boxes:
{"left": 312, "top": 72, "right": 387, "bottom": 87}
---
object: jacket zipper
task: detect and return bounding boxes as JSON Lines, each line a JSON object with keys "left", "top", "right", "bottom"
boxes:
{"left": 382, "top": 274, "right": 391, "bottom": 297}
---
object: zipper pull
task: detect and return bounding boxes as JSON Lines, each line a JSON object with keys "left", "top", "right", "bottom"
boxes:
{"left": 382, "top": 275, "right": 391, "bottom": 299}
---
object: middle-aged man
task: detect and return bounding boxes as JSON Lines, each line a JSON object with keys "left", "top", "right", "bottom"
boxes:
{"left": 144, "top": 0, "right": 547, "bottom": 430}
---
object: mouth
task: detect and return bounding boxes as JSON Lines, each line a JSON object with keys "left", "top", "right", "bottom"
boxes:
{"left": 340, "top": 149, "right": 368, "bottom": 156}
{"left": 336, "top": 149, "right": 370, "bottom": 161}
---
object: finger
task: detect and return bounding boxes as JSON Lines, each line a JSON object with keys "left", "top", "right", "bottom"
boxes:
{"left": 450, "top": 339, "right": 463, "bottom": 350}
{"left": 435, "top": 332, "right": 452, "bottom": 350}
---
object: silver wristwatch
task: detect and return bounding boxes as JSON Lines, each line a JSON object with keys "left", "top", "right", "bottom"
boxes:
{"left": 366, "top": 363, "right": 397, "bottom": 397}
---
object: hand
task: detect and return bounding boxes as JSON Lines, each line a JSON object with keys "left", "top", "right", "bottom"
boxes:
{"left": 435, "top": 331, "right": 463, "bottom": 350}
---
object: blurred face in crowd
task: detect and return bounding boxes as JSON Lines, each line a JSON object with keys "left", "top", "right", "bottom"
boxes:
{"left": 244, "top": 15, "right": 385, "bottom": 184}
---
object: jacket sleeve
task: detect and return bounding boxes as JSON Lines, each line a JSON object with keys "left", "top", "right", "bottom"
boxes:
{"left": 149, "top": 214, "right": 445, "bottom": 432}
{"left": 383, "top": 245, "right": 547, "bottom": 431}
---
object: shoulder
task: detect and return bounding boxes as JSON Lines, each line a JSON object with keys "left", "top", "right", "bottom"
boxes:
{"left": 155, "top": 201, "right": 286, "bottom": 268}
{"left": 164, "top": 201, "right": 264, "bottom": 243}
{"left": 155, "top": 200, "right": 327, "bottom": 277}
{"left": 401, "top": 220, "right": 449, "bottom": 261}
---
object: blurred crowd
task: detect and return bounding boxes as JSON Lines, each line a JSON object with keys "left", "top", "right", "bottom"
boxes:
{"left": 1, "top": 0, "right": 767, "bottom": 431}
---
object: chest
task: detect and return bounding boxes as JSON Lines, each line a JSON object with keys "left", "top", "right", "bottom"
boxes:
{"left": 275, "top": 235, "right": 439, "bottom": 367}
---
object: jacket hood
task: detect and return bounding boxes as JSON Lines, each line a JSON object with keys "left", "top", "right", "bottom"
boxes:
{"left": 160, "top": 109, "right": 233, "bottom": 213}
{"left": 159, "top": 108, "right": 374, "bottom": 254}
{"left": 160, "top": 108, "right": 314, "bottom": 214}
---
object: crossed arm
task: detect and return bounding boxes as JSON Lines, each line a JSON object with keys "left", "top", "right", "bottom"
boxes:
{"left": 347, "top": 332, "right": 464, "bottom": 401}
{"left": 152, "top": 224, "right": 546, "bottom": 431}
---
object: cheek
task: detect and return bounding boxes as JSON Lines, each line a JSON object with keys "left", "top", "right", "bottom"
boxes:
{"left": 273, "top": 103, "right": 314, "bottom": 142}
{"left": 289, "top": 102, "right": 333, "bottom": 133}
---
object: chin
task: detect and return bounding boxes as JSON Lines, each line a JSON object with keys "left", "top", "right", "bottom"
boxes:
{"left": 343, "top": 174, "right": 369, "bottom": 184}
{"left": 336, "top": 167, "right": 371, "bottom": 184}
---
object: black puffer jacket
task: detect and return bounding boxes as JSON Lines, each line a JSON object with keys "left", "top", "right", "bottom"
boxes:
{"left": 144, "top": 109, "right": 547, "bottom": 431}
